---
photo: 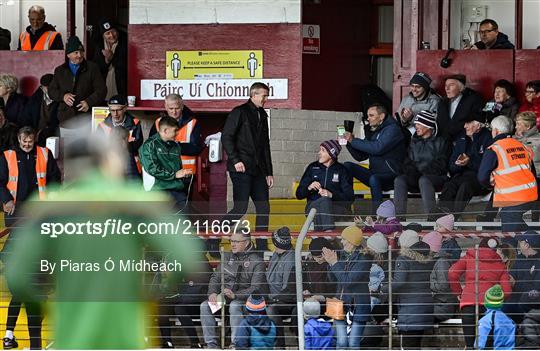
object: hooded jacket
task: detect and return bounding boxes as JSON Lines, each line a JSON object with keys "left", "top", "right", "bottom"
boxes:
{"left": 397, "top": 89, "right": 441, "bottom": 135}
{"left": 402, "top": 132, "right": 449, "bottom": 181}
{"left": 236, "top": 313, "right": 276, "bottom": 350}
{"left": 266, "top": 249, "right": 295, "bottom": 303}
{"left": 437, "top": 88, "right": 484, "bottom": 140}
{"left": 207, "top": 243, "right": 266, "bottom": 301}
{"left": 388, "top": 245, "right": 435, "bottom": 331}
{"left": 476, "top": 309, "right": 516, "bottom": 350}
{"left": 138, "top": 133, "right": 184, "bottom": 191}
{"left": 449, "top": 128, "right": 493, "bottom": 176}
{"left": 448, "top": 247, "right": 512, "bottom": 309}
{"left": 518, "top": 309, "right": 540, "bottom": 348}
{"left": 305, "top": 318, "right": 335, "bottom": 350}
{"left": 346, "top": 115, "right": 405, "bottom": 176}
{"left": 474, "top": 32, "right": 515, "bottom": 50}
{"left": 17, "top": 23, "right": 63, "bottom": 50}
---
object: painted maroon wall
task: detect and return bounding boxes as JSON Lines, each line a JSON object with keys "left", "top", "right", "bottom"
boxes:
{"left": 127, "top": 24, "right": 302, "bottom": 111}
{"left": 302, "top": 0, "right": 374, "bottom": 112}
{"left": 515, "top": 50, "right": 540, "bottom": 98}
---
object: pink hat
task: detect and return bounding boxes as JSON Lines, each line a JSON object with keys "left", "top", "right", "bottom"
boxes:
{"left": 422, "top": 231, "right": 443, "bottom": 253}
{"left": 436, "top": 214, "right": 454, "bottom": 231}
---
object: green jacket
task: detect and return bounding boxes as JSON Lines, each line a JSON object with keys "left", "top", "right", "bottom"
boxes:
{"left": 139, "top": 133, "right": 184, "bottom": 191}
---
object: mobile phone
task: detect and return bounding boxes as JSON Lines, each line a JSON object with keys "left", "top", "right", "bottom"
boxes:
{"left": 337, "top": 125, "right": 346, "bottom": 145}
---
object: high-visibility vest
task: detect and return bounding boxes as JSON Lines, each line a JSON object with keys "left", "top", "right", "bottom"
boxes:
{"left": 19, "top": 31, "right": 59, "bottom": 51}
{"left": 4, "top": 147, "right": 48, "bottom": 203}
{"left": 97, "top": 119, "right": 142, "bottom": 174}
{"left": 155, "top": 117, "right": 198, "bottom": 174}
{"left": 489, "top": 137, "right": 538, "bottom": 208}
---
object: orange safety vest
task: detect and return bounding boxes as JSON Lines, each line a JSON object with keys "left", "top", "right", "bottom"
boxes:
{"left": 97, "top": 119, "right": 142, "bottom": 174}
{"left": 155, "top": 117, "right": 198, "bottom": 174}
{"left": 4, "top": 147, "right": 48, "bottom": 203}
{"left": 489, "top": 137, "right": 538, "bottom": 208}
{"left": 19, "top": 31, "right": 59, "bottom": 51}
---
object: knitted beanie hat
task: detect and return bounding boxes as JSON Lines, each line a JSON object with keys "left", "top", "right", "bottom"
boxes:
{"left": 376, "top": 200, "right": 396, "bottom": 218}
{"left": 409, "top": 72, "right": 432, "bottom": 92}
{"left": 341, "top": 226, "right": 364, "bottom": 247}
{"left": 436, "top": 214, "right": 455, "bottom": 231}
{"left": 484, "top": 284, "right": 504, "bottom": 310}
{"left": 366, "top": 232, "right": 388, "bottom": 254}
{"left": 309, "top": 237, "right": 332, "bottom": 256}
{"left": 422, "top": 231, "right": 443, "bottom": 253}
{"left": 320, "top": 140, "right": 342, "bottom": 162}
{"left": 272, "top": 226, "right": 292, "bottom": 250}
{"left": 399, "top": 230, "right": 420, "bottom": 249}
{"left": 414, "top": 110, "right": 438, "bottom": 135}
{"left": 66, "top": 36, "right": 84, "bottom": 55}
{"left": 303, "top": 299, "right": 321, "bottom": 320}
{"left": 246, "top": 294, "right": 266, "bottom": 312}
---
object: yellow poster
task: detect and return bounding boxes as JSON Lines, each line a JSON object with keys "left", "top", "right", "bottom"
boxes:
{"left": 91, "top": 107, "right": 110, "bottom": 131}
{"left": 166, "top": 50, "right": 263, "bottom": 80}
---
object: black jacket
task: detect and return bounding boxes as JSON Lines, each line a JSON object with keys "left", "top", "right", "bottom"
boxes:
{"left": 221, "top": 100, "right": 272, "bottom": 176}
{"left": 0, "top": 122, "right": 17, "bottom": 152}
{"left": 474, "top": 32, "right": 515, "bottom": 50}
{"left": 448, "top": 128, "right": 493, "bottom": 176}
{"left": 48, "top": 59, "right": 107, "bottom": 124}
{"left": 0, "top": 27, "right": 10, "bottom": 50}
{"left": 482, "top": 97, "right": 520, "bottom": 122}
{"left": 20, "top": 86, "right": 59, "bottom": 130}
{"left": 296, "top": 160, "right": 354, "bottom": 207}
{"left": 437, "top": 88, "right": 484, "bottom": 141}
{"left": 403, "top": 133, "right": 450, "bottom": 178}
{"left": 0, "top": 146, "right": 61, "bottom": 204}
{"left": 3, "top": 92, "right": 28, "bottom": 127}
{"left": 17, "top": 23, "right": 63, "bottom": 50}
{"left": 93, "top": 31, "right": 128, "bottom": 97}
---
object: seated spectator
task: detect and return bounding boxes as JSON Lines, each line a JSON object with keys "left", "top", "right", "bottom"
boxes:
{"left": 398, "top": 229, "right": 420, "bottom": 250}
{"left": 302, "top": 237, "right": 335, "bottom": 304}
{"left": 356, "top": 200, "right": 402, "bottom": 235}
{"left": 476, "top": 285, "right": 516, "bottom": 350}
{"left": 0, "top": 74, "right": 27, "bottom": 127}
{"left": 429, "top": 232, "right": 460, "bottom": 322}
{"left": 139, "top": 116, "right": 192, "bottom": 210}
{"left": 437, "top": 74, "right": 483, "bottom": 141}
{"left": 518, "top": 290, "right": 540, "bottom": 349}
{"left": 266, "top": 227, "right": 296, "bottom": 348}
{"left": 199, "top": 232, "right": 265, "bottom": 349}
{"left": 497, "top": 242, "right": 517, "bottom": 270}
{"left": 296, "top": 140, "right": 353, "bottom": 231}
{"left": 343, "top": 103, "right": 405, "bottom": 214}
{"left": 98, "top": 95, "right": 143, "bottom": 179}
{"left": 470, "top": 19, "right": 515, "bottom": 50}
{"left": 235, "top": 294, "right": 276, "bottom": 350}
{"left": 396, "top": 72, "right": 441, "bottom": 138}
{"left": 303, "top": 299, "right": 335, "bottom": 350}
{"left": 394, "top": 111, "right": 449, "bottom": 220}
{"left": 478, "top": 116, "right": 537, "bottom": 232}
{"left": 94, "top": 19, "right": 127, "bottom": 99}
{"left": 448, "top": 237, "right": 512, "bottom": 349}
{"left": 365, "top": 232, "right": 388, "bottom": 311}
{"left": 0, "top": 27, "right": 10, "bottom": 50}
{"left": 483, "top": 79, "right": 519, "bottom": 122}
{"left": 0, "top": 108, "right": 17, "bottom": 152}
{"left": 438, "top": 114, "right": 492, "bottom": 219}
{"left": 519, "top": 80, "right": 540, "bottom": 129}
{"left": 435, "top": 213, "right": 455, "bottom": 233}
{"left": 322, "top": 226, "right": 371, "bottom": 349}
{"left": 18, "top": 5, "right": 63, "bottom": 51}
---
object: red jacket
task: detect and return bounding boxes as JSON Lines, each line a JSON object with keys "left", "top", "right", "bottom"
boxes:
{"left": 448, "top": 247, "right": 512, "bottom": 309}
{"left": 519, "top": 97, "right": 540, "bottom": 130}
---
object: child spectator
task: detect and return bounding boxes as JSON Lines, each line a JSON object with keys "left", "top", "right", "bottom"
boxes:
{"left": 236, "top": 294, "right": 276, "bottom": 350}
{"left": 435, "top": 213, "right": 454, "bottom": 233}
{"left": 365, "top": 232, "right": 388, "bottom": 310}
{"left": 303, "top": 299, "right": 335, "bottom": 350}
{"left": 518, "top": 290, "right": 540, "bottom": 349}
{"left": 356, "top": 200, "right": 402, "bottom": 235}
{"left": 476, "top": 284, "right": 516, "bottom": 350}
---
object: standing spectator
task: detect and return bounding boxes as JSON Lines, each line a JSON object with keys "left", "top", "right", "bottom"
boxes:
{"left": 266, "top": 227, "right": 296, "bottom": 348}
{"left": 0, "top": 27, "right": 10, "bottom": 50}
{"left": 303, "top": 299, "right": 335, "bottom": 350}
{"left": 94, "top": 19, "right": 127, "bottom": 99}
{"left": 394, "top": 111, "right": 450, "bottom": 219}
{"left": 0, "top": 108, "right": 17, "bottom": 152}
{"left": 0, "top": 74, "right": 27, "bottom": 127}
{"left": 199, "top": 232, "right": 266, "bottom": 349}
{"left": 48, "top": 36, "right": 106, "bottom": 129}
{"left": 236, "top": 294, "right": 276, "bottom": 350}
{"left": 396, "top": 72, "right": 441, "bottom": 137}
{"left": 322, "top": 226, "right": 371, "bottom": 349}
{"left": 343, "top": 103, "right": 405, "bottom": 214}
{"left": 518, "top": 290, "right": 540, "bottom": 349}
{"left": 448, "top": 237, "right": 513, "bottom": 349}
{"left": 437, "top": 74, "right": 484, "bottom": 141}
{"left": 296, "top": 140, "right": 354, "bottom": 231}
{"left": 476, "top": 284, "right": 516, "bottom": 350}
{"left": 483, "top": 79, "right": 520, "bottom": 122}
{"left": 438, "top": 114, "right": 492, "bottom": 219}
{"left": 221, "top": 83, "right": 273, "bottom": 250}
{"left": 387, "top": 240, "right": 435, "bottom": 349}
{"left": 365, "top": 232, "right": 388, "bottom": 310}
{"left": 478, "top": 116, "right": 538, "bottom": 232}
{"left": 358, "top": 200, "right": 402, "bottom": 235}
{"left": 519, "top": 80, "right": 540, "bottom": 129}
{"left": 18, "top": 5, "right": 63, "bottom": 51}
{"left": 470, "top": 19, "right": 515, "bottom": 50}
{"left": 302, "top": 237, "right": 335, "bottom": 304}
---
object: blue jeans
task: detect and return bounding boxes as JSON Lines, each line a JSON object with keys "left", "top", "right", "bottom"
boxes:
{"left": 500, "top": 202, "right": 532, "bottom": 233}
{"left": 335, "top": 320, "right": 366, "bottom": 349}
{"left": 343, "top": 162, "right": 395, "bottom": 214}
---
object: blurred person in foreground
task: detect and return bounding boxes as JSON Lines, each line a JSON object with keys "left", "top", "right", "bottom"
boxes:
{"left": 4, "top": 120, "right": 200, "bottom": 349}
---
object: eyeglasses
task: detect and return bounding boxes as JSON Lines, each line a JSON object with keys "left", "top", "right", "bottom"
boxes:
{"left": 479, "top": 29, "right": 495, "bottom": 35}
{"left": 525, "top": 90, "right": 536, "bottom": 95}
{"left": 230, "top": 239, "right": 247, "bottom": 244}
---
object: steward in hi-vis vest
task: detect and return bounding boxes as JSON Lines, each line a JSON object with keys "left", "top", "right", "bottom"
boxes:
{"left": 18, "top": 5, "right": 63, "bottom": 51}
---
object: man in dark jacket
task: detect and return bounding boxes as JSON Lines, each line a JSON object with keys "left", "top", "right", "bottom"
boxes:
{"left": 437, "top": 74, "right": 484, "bottom": 141}
{"left": 0, "top": 108, "right": 17, "bottom": 152}
{"left": 470, "top": 19, "right": 515, "bottom": 50}
{"left": 394, "top": 111, "right": 449, "bottom": 219}
{"left": 48, "top": 36, "right": 106, "bottom": 128}
{"left": 93, "top": 19, "right": 127, "bottom": 99}
{"left": 438, "top": 114, "right": 492, "bottom": 218}
{"left": 17, "top": 5, "right": 63, "bottom": 51}
{"left": 343, "top": 103, "right": 405, "bottom": 214}
{"left": 296, "top": 140, "right": 353, "bottom": 231}
{"left": 200, "top": 232, "right": 266, "bottom": 348}
{"left": 221, "top": 82, "right": 273, "bottom": 250}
